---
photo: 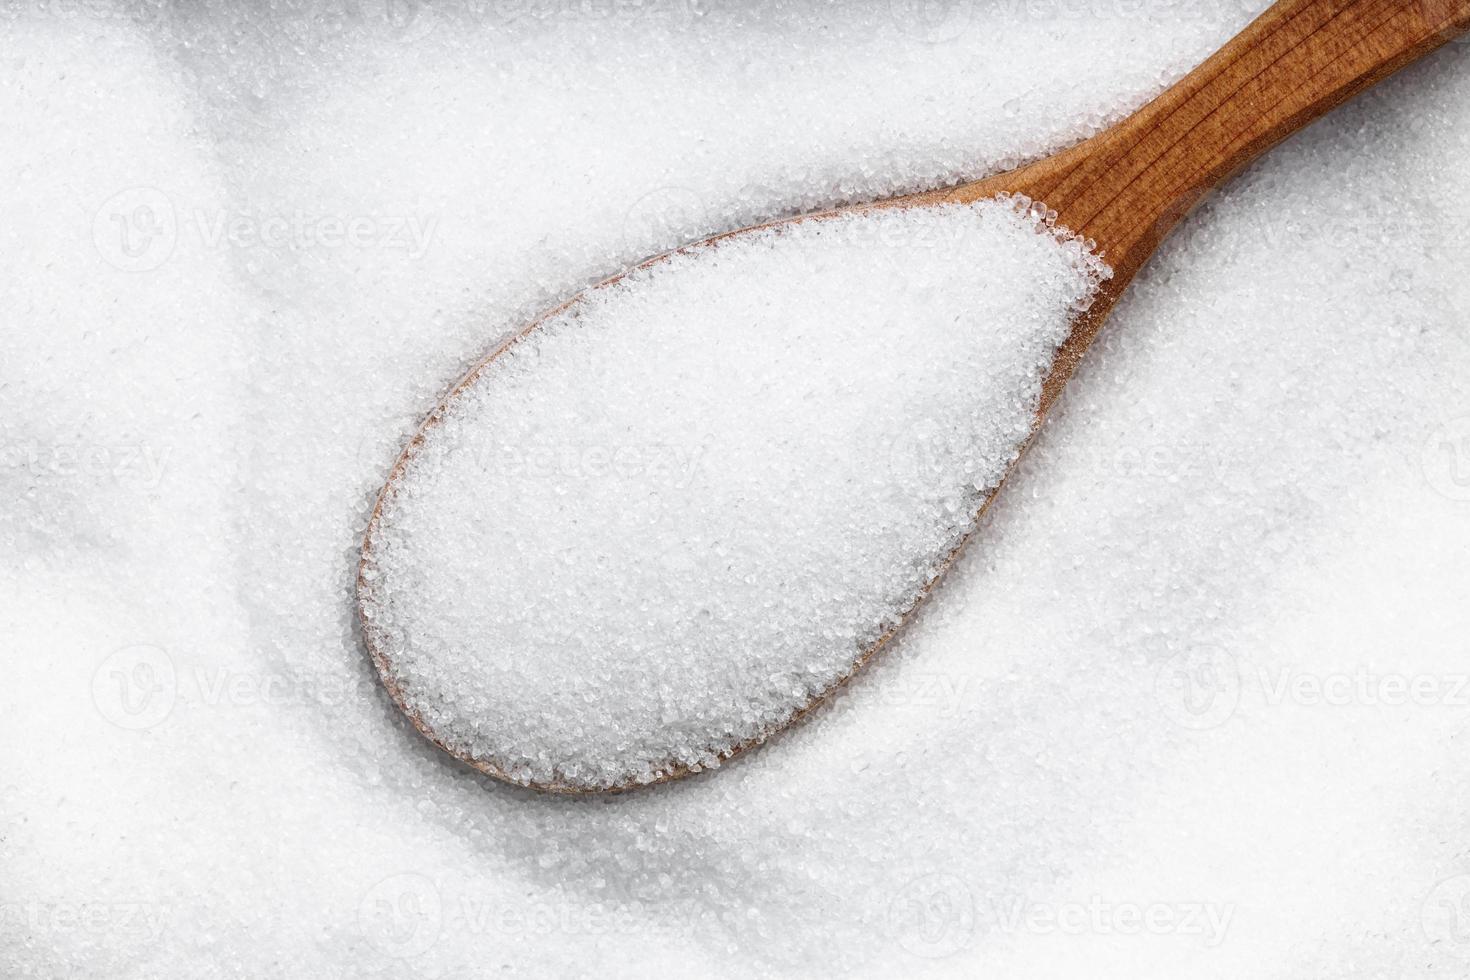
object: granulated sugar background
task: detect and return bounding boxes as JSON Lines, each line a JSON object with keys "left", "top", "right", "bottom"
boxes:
{"left": 3, "top": 1, "right": 1470, "bottom": 977}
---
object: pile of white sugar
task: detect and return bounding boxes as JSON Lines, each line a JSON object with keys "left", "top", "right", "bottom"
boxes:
{"left": 7, "top": 2, "right": 1470, "bottom": 978}
{"left": 360, "top": 199, "right": 1108, "bottom": 790}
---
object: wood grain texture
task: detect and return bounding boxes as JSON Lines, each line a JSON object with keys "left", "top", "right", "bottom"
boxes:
{"left": 358, "top": 0, "right": 1470, "bottom": 794}
{"left": 934, "top": 0, "right": 1470, "bottom": 417}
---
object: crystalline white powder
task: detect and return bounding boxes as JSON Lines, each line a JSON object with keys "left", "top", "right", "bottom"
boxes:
{"left": 360, "top": 199, "right": 1108, "bottom": 790}
{"left": 7, "top": 1, "right": 1470, "bottom": 978}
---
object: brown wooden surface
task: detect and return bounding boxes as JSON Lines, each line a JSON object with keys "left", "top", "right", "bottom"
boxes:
{"left": 358, "top": 0, "right": 1470, "bottom": 795}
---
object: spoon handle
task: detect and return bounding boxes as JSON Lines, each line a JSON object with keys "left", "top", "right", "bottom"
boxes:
{"left": 1056, "top": 0, "right": 1470, "bottom": 280}
{"left": 933, "top": 0, "right": 1469, "bottom": 416}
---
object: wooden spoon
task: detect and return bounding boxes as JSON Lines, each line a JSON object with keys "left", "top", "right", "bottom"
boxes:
{"left": 359, "top": 0, "right": 1470, "bottom": 793}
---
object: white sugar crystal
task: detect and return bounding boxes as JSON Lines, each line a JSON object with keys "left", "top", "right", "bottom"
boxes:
{"left": 6, "top": 1, "right": 1470, "bottom": 978}
{"left": 361, "top": 199, "right": 1108, "bottom": 790}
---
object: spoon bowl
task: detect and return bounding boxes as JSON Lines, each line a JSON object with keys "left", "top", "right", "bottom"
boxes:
{"left": 359, "top": 0, "right": 1470, "bottom": 793}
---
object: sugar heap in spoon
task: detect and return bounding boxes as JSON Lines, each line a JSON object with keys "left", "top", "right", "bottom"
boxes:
{"left": 358, "top": 196, "right": 1109, "bottom": 791}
